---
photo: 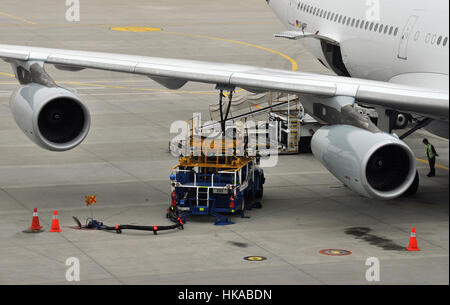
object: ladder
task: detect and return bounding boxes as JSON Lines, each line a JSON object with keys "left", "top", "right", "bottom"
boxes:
{"left": 287, "top": 116, "right": 300, "bottom": 153}
{"left": 197, "top": 187, "right": 209, "bottom": 207}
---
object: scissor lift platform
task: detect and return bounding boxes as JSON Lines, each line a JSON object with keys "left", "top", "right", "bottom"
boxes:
{"left": 168, "top": 138, "right": 265, "bottom": 225}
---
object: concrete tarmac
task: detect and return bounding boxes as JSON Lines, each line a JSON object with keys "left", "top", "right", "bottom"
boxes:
{"left": 0, "top": 0, "right": 448, "bottom": 285}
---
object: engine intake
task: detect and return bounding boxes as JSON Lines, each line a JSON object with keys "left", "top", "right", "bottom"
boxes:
{"left": 365, "top": 144, "right": 411, "bottom": 192}
{"left": 10, "top": 84, "right": 90, "bottom": 151}
{"left": 312, "top": 125, "right": 416, "bottom": 200}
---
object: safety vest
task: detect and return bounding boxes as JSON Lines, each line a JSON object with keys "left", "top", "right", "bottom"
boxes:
{"left": 427, "top": 144, "right": 435, "bottom": 159}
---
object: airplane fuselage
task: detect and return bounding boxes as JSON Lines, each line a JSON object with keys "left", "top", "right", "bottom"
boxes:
{"left": 268, "top": 0, "right": 449, "bottom": 138}
{"left": 269, "top": 0, "right": 449, "bottom": 90}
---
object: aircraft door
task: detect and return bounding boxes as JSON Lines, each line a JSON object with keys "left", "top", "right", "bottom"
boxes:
{"left": 287, "top": 0, "right": 297, "bottom": 26}
{"left": 398, "top": 15, "right": 419, "bottom": 60}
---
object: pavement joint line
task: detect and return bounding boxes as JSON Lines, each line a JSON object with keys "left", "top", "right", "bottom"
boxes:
{"left": 56, "top": 232, "right": 126, "bottom": 285}
{"left": 79, "top": 145, "right": 169, "bottom": 197}
{"left": 92, "top": 89, "right": 174, "bottom": 126}
{"left": 0, "top": 187, "right": 30, "bottom": 212}
{"left": 247, "top": 198, "right": 324, "bottom": 221}
{"left": 224, "top": 227, "right": 327, "bottom": 284}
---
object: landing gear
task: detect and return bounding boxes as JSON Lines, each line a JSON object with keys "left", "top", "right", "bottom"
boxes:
{"left": 402, "top": 170, "right": 419, "bottom": 197}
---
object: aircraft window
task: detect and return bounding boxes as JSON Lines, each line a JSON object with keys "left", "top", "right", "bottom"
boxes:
{"left": 327, "top": 12, "right": 331, "bottom": 19}
{"left": 414, "top": 31, "right": 420, "bottom": 41}
{"left": 355, "top": 19, "right": 360, "bottom": 28}
{"left": 313, "top": 8, "right": 317, "bottom": 15}
{"left": 394, "top": 27, "right": 399, "bottom": 36}
{"left": 374, "top": 24, "right": 379, "bottom": 32}
{"left": 365, "top": 22, "right": 370, "bottom": 30}
{"left": 379, "top": 24, "right": 383, "bottom": 33}
{"left": 338, "top": 15, "right": 343, "bottom": 23}
{"left": 444, "top": 37, "right": 448, "bottom": 47}
{"left": 437, "top": 36, "right": 442, "bottom": 45}
{"left": 384, "top": 25, "right": 389, "bottom": 34}
{"left": 332, "top": 13, "right": 336, "bottom": 21}
{"left": 360, "top": 20, "right": 365, "bottom": 29}
{"left": 320, "top": 9, "right": 324, "bottom": 17}
{"left": 346, "top": 18, "right": 351, "bottom": 26}
{"left": 389, "top": 26, "right": 394, "bottom": 35}
{"left": 369, "top": 22, "right": 374, "bottom": 31}
{"left": 351, "top": 18, "right": 355, "bottom": 27}
{"left": 297, "top": 2, "right": 301, "bottom": 9}
{"left": 425, "top": 33, "right": 431, "bottom": 43}
{"left": 342, "top": 16, "right": 346, "bottom": 24}
{"left": 431, "top": 34, "right": 437, "bottom": 44}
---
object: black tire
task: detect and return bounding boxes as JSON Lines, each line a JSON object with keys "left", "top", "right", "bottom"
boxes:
{"left": 299, "top": 137, "right": 312, "bottom": 153}
{"left": 255, "top": 184, "right": 264, "bottom": 199}
{"left": 402, "top": 171, "right": 419, "bottom": 197}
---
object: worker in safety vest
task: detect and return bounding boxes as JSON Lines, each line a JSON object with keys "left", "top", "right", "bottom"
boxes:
{"left": 423, "top": 138, "right": 439, "bottom": 177}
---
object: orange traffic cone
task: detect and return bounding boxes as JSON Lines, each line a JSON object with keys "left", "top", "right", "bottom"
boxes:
{"left": 406, "top": 227, "right": 420, "bottom": 251}
{"left": 49, "top": 210, "right": 62, "bottom": 232}
{"left": 29, "top": 208, "right": 43, "bottom": 230}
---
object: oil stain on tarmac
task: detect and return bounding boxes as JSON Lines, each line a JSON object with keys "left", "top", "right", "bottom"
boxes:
{"left": 228, "top": 241, "right": 249, "bottom": 248}
{"left": 345, "top": 227, "right": 405, "bottom": 251}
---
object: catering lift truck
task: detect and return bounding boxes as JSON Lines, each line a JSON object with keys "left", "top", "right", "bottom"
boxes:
{"left": 168, "top": 87, "right": 265, "bottom": 225}
{"left": 168, "top": 138, "right": 265, "bottom": 225}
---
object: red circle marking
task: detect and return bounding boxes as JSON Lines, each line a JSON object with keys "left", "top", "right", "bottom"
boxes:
{"left": 319, "top": 249, "right": 352, "bottom": 256}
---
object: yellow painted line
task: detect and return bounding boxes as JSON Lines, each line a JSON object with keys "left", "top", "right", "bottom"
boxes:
{"left": 416, "top": 158, "right": 449, "bottom": 171}
{"left": 0, "top": 11, "right": 37, "bottom": 25}
{"left": 110, "top": 26, "right": 161, "bottom": 32}
{"left": 164, "top": 31, "right": 298, "bottom": 72}
{"left": 0, "top": 72, "right": 15, "bottom": 78}
{"left": 109, "top": 26, "right": 298, "bottom": 71}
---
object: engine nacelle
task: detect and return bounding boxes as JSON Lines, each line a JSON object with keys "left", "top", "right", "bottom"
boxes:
{"left": 311, "top": 125, "right": 416, "bottom": 200}
{"left": 10, "top": 84, "right": 90, "bottom": 151}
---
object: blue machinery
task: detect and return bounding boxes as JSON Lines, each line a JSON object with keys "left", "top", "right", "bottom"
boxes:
{"left": 168, "top": 151, "right": 265, "bottom": 225}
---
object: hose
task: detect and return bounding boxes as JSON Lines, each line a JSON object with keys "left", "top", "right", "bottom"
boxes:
{"left": 100, "top": 215, "right": 184, "bottom": 235}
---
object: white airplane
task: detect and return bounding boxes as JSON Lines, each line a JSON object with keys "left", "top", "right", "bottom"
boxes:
{"left": 0, "top": 0, "right": 448, "bottom": 200}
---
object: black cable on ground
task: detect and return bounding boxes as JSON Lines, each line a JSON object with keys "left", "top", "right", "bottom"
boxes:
{"left": 102, "top": 217, "right": 184, "bottom": 235}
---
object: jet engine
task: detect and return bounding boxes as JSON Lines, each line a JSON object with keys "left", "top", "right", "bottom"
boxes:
{"left": 311, "top": 125, "right": 416, "bottom": 200}
{"left": 10, "top": 84, "right": 91, "bottom": 151}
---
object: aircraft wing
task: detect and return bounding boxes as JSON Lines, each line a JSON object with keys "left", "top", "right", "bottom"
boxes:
{"left": 0, "top": 44, "right": 448, "bottom": 121}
